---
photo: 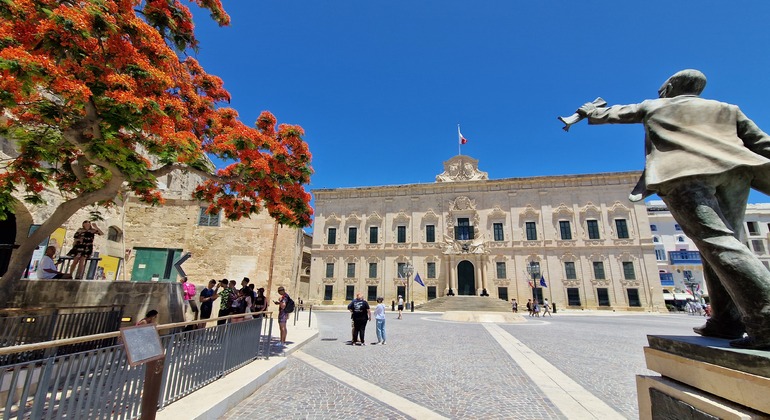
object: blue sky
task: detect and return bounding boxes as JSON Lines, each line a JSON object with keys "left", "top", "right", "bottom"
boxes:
{"left": 190, "top": 1, "right": 770, "bottom": 206}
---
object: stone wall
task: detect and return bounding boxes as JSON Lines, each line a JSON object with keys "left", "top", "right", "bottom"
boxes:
{"left": 9, "top": 279, "right": 185, "bottom": 325}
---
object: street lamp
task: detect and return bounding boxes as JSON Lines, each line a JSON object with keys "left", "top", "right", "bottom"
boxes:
{"left": 527, "top": 262, "right": 540, "bottom": 305}
{"left": 404, "top": 262, "right": 414, "bottom": 312}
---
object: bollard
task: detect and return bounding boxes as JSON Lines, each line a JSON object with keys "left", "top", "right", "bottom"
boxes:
{"left": 391, "top": 300, "right": 395, "bottom": 311}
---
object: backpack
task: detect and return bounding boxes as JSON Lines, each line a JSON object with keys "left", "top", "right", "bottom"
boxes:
{"left": 284, "top": 296, "right": 295, "bottom": 314}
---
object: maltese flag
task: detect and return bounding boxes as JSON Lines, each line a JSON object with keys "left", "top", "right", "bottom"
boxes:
{"left": 458, "top": 126, "right": 468, "bottom": 145}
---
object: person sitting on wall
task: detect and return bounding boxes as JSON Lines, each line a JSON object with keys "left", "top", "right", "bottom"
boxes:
{"left": 37, "top": 246, "right": 72, "bottom": 279}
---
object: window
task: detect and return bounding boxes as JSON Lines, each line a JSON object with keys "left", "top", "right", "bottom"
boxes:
{"left": 752, "top": 240, "right": 766, "bottom": 254}
{"left": 347, "top": 262, "right": 355, "bottom": 278}
{"left": 747, "top": 221, "right": 760, "bottom": 236}
{"left": 615, "top": 219, "right": 629, "bottom": 239}
{"left": 345, "top": 285, "right": 354, "bottom": 301}
{"left": 368, "top": 262, "right": 377, "bottom": 278}
{"left": 369, "top": 226, "right": 378, "bottom": 244}
{"left": 655, "top": 248, "right": 666, "bottom": 261}
{"left": 325, "top": 263, "right": 334, "bottom": 278}
{"left": 559, "top": 221, "right": 572, "bottom": 240}
{"left": 493, "top": 223, "right": 504, "bottom": 241}
{"left": 627, "top": 288, "right": 641, "bottom": 307}
{"left": 564, "top": 262, "right": 577, "bottom": 279}
{"left": 427, "top": 286, "right": 437, "bottom": 300}
{"left": 397, "top": 226, "right": 406, "bottom": 243}
{"left": 367, "top": 286, "right": 377, "bottom": 301}
{"left": 426, "top": 225, "right": 435, "bottom": 243}
{"left": 567, "top": 288, "right": 581, "bottom": 306}
{"left": 622, "top": 262, "right": 636, "bottom": 280}
{"left": 427, "top": 262, "right": 436, "bottom": 278}
{"left": 107, "top": 226, "right": 122, "bottom": 242}
{"left": 348, "top": 227, "right": 357, "bottom": 244}
{"left": 397, "top": 262, "right": 406, "bottom": 277}
{"left": 593, "top": 261, "right": 605, "bottom": 279}
{"left": 324, "top": 285, "right": 333, "bottom": 301}
{"left": 526, "top": 222, "right": 537, "bottom": 240}
{"left": 586, "top": 220, "right": 600, "bottom": 240}
{"left": 198, "top": 207, "right": 220, "bottom": 227}
{"left": 677, "top": 236, "right": 685, "bottom": 243}
{"left": 496, "top": 262, "right": 507, "bottom": 279}
{"left": 597, "top": 288, "right": 611, "bottom": 306}
{"left": 327, "top": 227, "right": 337, "bottom": 245}
{"left": 455, "top": 218, "right": 473, "bottom": 240}
{"left": 674, "top": 224, "right": 682, "bottom": 231}
{"left": 653, "top": 236, "right": 660, "bottom": 243}
{"left": 650, "top": 224, "right": 657, "bottom": 232}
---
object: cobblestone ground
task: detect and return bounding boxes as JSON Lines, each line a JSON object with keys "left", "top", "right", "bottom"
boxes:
{"left": 224, "top": 311, "right": 705, "bottom": 419}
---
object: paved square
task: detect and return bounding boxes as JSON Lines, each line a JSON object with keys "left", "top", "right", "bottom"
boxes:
{"left": 224, "top": 311, "right": 705, "bottom": 419}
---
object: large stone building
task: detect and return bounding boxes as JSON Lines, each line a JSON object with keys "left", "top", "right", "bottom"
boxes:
{"left": 309, "top": 155, "right": 666, "bottom": 311}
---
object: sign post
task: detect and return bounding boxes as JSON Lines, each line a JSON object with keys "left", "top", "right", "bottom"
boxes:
{"left": 120, "top": 324, "right": 165, "bottom": 420}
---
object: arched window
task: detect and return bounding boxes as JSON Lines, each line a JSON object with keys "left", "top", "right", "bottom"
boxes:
{"left": 107, "top": 226, "right": 122, "bottom": 242}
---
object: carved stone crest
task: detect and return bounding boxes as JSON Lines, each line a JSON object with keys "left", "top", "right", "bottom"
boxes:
{"left": 436, "top": 155, "right": 489, "bottom": 182}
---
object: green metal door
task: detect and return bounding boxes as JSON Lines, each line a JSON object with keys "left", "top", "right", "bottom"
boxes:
{"left": 131, "top": 248, "right": 182, "bottom": 282}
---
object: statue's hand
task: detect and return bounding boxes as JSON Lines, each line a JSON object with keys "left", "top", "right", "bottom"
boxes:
{"left": 576, "top": 102, "right": 597, "bottom": 117}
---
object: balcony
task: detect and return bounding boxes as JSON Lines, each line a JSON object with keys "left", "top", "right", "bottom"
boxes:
{"left": 668, "top": 250, "right": 701, "bottom": 265}
{"left": 454, "top": 226, "right": 475, "bottom": 241}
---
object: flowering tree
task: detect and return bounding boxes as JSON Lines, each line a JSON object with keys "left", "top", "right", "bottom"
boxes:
{"left": 0, "top": 0, "right": 314, "bottom": 291}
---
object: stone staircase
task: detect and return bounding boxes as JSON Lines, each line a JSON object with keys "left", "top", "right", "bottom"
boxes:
{"left": 415, "top": 295, "right": 513, "bottom": 313}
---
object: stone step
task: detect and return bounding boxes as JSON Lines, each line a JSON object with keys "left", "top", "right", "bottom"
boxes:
{"left": 416, "top": 296, "right": 514, "bottom": 313}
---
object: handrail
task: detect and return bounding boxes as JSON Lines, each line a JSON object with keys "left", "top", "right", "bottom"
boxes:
{"left": 0, "top": 305, "right": 123, "bottom": 314}
{"left": 0, "top": 310, "right": 273, "bottom": 356}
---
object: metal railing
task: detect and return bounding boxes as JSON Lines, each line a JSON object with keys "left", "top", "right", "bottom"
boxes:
{"left": 293, "top": 304, "right": 313, "bottom": 327}
{"left": 0, "top": 312, "right": 273, "bottom": 420}
{"left": 0, "top": 306, "right": 124, "bottom": 365}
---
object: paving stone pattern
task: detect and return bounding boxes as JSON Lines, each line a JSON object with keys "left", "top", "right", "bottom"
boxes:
{"left": 225, "top": 311, "right": 705, "bottom": 419}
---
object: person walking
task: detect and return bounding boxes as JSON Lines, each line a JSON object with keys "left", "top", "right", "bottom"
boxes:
{"left": 542, "top": 298, "right": 552, "bottom": 317}
{"left": 511, "top": 299, "right": 518, "bottom": 313}
{"left": 526, "top": 299, "right": 533, "bottom": 317}
{"left": 180, "top": 276, "right": 198, "bottom": 322}
{"left": 374, "top": 297, "right": 387, "bottom": 345}
{"left": 198, "top": 279, "right": 217, "bottom": 328}
{"left": 348, "top": 292, "right": 371, "bottom": 345}
{"left": 397, "top": 295, "right": 404, "bottom": 319}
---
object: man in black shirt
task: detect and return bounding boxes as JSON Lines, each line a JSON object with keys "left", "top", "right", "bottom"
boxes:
{"left": 348, "top": 292, "right": 371, "bottom": 346}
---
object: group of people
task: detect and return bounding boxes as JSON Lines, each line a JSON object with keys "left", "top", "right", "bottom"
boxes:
{"left": 348, "top": 293, "right": 387, "bottom": 345}
{"left": 524, "top": 298, "right": 552, "bottom": 317}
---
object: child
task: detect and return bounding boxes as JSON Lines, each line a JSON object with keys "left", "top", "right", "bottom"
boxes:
{"left": 374, "top": 297, "right": 387, "bottom": 345}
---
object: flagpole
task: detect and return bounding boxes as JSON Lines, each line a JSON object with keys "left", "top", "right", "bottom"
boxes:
{"left": 457, "top": 124, "right": 461, "bottom": 156}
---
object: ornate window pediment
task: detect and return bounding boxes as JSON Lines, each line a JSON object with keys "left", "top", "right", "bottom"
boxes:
{"left": 449, "top": 196, "right": 476, "bottom": 212}
{"left": 345, "top": 213, "right": 362, "bottom": 226}
{"left": 422, "top": 209, "right": 440, "bottom": 224}
{"left": 367, "top": 212, "right": 383, "bottom": 225}
{"left": 393, "top": 211, "right": 410, "bottom": 225}
{"left": 520, "top": 205, "right": 539, "bottom": 220}
{"left": 326, "top": 213, "right": 341, "bottom": 226}
{"left": 559, "top": 252, "right": 578, "bottom": 262}
{"left": 488, "top": 206, "right": 507, "bottom": 220}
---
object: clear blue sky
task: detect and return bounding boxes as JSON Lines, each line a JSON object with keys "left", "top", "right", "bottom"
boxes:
{"left": 190, "top": 1, "right": 770, "bottom": 206}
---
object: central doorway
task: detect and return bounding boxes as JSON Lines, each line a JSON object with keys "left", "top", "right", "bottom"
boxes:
{"left": 457, "top": 260, "right": 475, "bottom": 295}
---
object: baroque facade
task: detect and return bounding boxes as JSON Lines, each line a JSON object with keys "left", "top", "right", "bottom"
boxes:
{"left": 310, "top": 155, "right": 666, "bottom": 311}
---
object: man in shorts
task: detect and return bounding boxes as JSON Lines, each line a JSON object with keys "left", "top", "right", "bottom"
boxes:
{"left": 275, "top": 286, "right": 290, "bottom": 348}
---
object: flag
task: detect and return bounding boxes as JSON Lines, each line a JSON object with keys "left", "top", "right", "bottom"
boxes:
{"left": 458, "top": 126, "right": 468, "bottom": 145}
{"left": 528, "top": 281, "right": 534, "bottom": 288}
{"left": 398, "top": 270, "right": 406, "bottom": 285}
{"left": 540, "top": 276, "right": 548, "bottom": 288}
{"left": 414, "top": 273, "right": 425, "bottom": 287}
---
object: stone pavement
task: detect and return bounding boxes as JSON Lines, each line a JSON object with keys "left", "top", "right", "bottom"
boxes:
{"left": 164, "top": 309, "right": 708, "bottom": 419}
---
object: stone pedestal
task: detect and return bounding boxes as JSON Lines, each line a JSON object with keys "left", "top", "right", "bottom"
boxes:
{"left": 637, "top": 335, "right": 770, "bottom": 419}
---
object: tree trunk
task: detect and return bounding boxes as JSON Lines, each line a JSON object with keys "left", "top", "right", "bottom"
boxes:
{"left": 0, "top": 175, "right": 125, "bottom": 306}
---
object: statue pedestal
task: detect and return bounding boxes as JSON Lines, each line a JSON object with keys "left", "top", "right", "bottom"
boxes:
{"left": 637, "top": 335, "right": 770, "bottom": 419}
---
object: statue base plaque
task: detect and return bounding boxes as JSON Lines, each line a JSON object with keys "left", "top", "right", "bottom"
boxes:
{"left": 637, "top": 335, "right": 770, "bottom": 419}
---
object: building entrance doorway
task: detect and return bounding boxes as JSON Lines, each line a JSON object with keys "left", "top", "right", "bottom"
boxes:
{"left": 0, "top": 214, "right": 15, "bottom": 276}
{"left": 457, "top": 260, "right": 475, "bottom": 295}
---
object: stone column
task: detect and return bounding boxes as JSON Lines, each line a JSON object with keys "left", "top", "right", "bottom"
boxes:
{"left": 476, "top": 262, "right": 483, "bottom": 295}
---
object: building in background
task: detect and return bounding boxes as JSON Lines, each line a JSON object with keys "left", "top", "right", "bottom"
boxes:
{"left": 310, "top": 155, "right": 666, "bottom": 311}
{"left": 648, "top": 201, "right": 770, "bottom": 308}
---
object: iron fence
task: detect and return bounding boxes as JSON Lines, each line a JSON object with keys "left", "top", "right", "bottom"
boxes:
{"left": 0, "top": 312, "right": 273, "bottom": 420}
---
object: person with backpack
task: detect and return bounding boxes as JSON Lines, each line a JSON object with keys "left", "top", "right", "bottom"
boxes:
{"left": 274, "top": 286, "right": 293, "bottom": 348}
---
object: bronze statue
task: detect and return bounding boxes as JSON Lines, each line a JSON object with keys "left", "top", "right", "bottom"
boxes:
{"left": 563, "top": 69, "right": 770, "bottom": 349}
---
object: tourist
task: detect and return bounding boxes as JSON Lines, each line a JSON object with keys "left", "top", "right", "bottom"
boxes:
{"left": 136, "top": 310, "right": 158, "bottom": 326}
{"left": 180, "top": 276, "right": 198, "bottom": 321}
{"left": 374, "top": 296, "right": 387, "bottom": 345}
{"left": 533, "top": 301, "right": 540, "bottom": 317}
{"left": 37, "top": 246, "right": 72, "bottom": 279}
{"left": 526, "top": 299, "right": 533, "bottom": 316}
{"left": 274, "top": 286, "right": 291, "bottom": 347}
{"left": 348, "top": 292, "right": 371, "bottom": 345}
{"left": 542, "top": 298, "right": 552, "bottom": 317}
{"left": 216, "top": 279, "right": 234, "bottom": 325}
{"left": 253, "top": 287, "right": 267, "bottom": 317}
{"left": 511, "top": 299, "right": 518, "bottom": 313}
{"left": 240, "top": 277, "right": 250, "bottom": 291}
{"left": 397, "top": 295, "right": 404, "bottom": 319}
{"left": 198, "top": 279, "right": 217, "bottom": 328}
{"left": 67, "top": 221, "right": 103, "bottom": 279}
